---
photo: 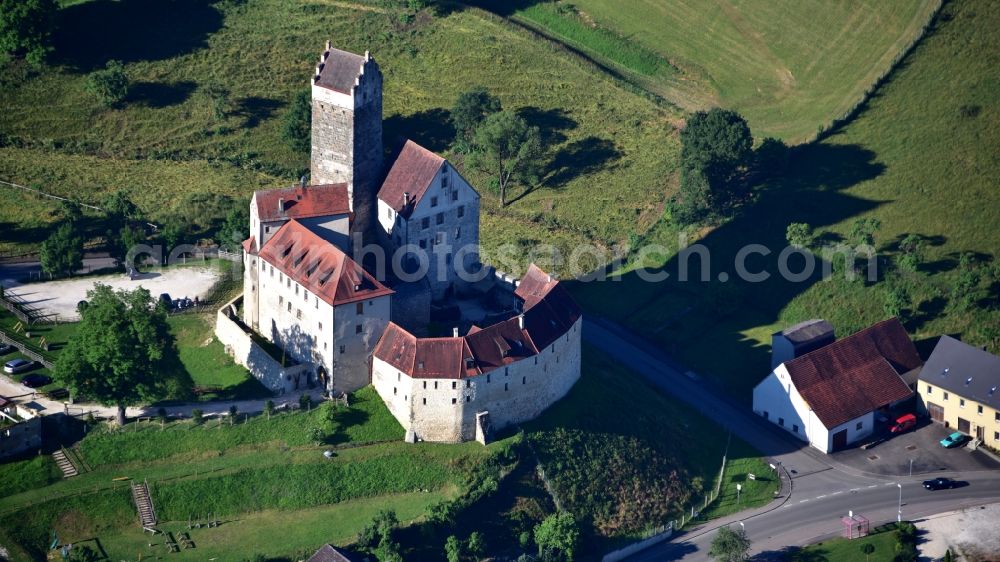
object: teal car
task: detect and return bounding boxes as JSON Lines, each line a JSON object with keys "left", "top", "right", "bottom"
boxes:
{"left": 940, "top": 432, "right": 968, "bottom": 448}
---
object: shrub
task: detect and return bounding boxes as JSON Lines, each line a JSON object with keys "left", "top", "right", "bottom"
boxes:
{"left": 281, "top": 89, "right": 311, "bottom": 153}
{"left": 85, "top": 60, "right": 129, "bottom": 107}
{"left": 191, "top": 409, "right": 204, "bottom": 425}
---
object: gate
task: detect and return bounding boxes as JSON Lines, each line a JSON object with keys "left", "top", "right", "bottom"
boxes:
{"left": 927, "top": 402, "right": 944, "bottom": 424}
{"left": 832, "top": 429, "right": 848, "bottom": 451}
{"left": 958, "top": 417, "right": 970, "bottom": 434}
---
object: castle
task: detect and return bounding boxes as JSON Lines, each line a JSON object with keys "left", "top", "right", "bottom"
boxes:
{"left": 230, "top": 42, "right": 581, "bottom": 443}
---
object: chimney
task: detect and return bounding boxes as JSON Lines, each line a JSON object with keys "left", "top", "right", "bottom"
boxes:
{"left": 403, "top": 192, "right": 410, "bottom": 207}
{"left": 278, "top": 198, "right": 285, "bottom": 213}
{"left": 300, "top": 175, "right": 307, "bottom": 189}
{"left": 518, "top": 314, "right": 525, "bottom": 330}
{"left": 453, "top": 327, "right": 459, "bottom": 338}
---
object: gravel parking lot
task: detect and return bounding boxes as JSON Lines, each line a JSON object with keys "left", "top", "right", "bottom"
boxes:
{"left": 918, "top": 503, "right": 1000, "bottom": 561}
{"left": 4, "top": 266, "right": 223, "bottom": 321}
{"left": 832, "top": 418, "right": 1000, "bottom": 476}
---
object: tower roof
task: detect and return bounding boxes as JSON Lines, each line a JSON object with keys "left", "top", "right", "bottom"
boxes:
{"left": 377, "top": 139, "right": 445, "bottom": 218}
{"left": 253, "top": 183, "right": 351, "bottom": 222}
{"left": 313, "top": 43, "right": 370, "bottom": 94}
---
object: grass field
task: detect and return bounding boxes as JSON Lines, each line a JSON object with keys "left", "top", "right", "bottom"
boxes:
{"left": 525, "top": 346, "right": 776, "bottom": 540}
{"left": 0, "top": 0, "right": 678, "bottom": 272}
{"left": 787, "top": 524, "right": 901, "bottom": 562}
{"left": 570, "top": 0, "right": 1000, "bottom": 400}
{"left": 506, "top": 0, "right": 940, "bottom": 143}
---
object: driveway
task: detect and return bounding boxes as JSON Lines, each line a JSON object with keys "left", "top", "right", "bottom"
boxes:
{"left": 832, "top": 419, "right": 1000, "bottom": 476}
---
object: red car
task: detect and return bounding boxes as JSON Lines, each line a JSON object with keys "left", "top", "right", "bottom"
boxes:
{"left": 889, "top": 413, "right": 917, "bottom": 433}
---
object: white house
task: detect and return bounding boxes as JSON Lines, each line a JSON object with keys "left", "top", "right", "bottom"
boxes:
{"left": 376, "top": 139, "right": 481, "bottom": 300}
{"left": 753, "top": 318, "right": 920, "bottom": 453}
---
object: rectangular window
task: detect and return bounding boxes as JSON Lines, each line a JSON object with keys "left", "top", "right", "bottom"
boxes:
{"left": 355, "top": 325, "right": 362, "bottom": 334}
{"left": 996, "top": 412, "right": 1000, "bottom": 422}
{"left": 419, "top": 239, "right": 427, "bottom": 249}
{"left": 451, "top": 190, "right": 458, "bottom": 202}
{"left": 466, "top": 396, "right": 470, "bottom": 403}
{"left": 944, "top": 392, "right": 949, "bottom": 400}
{"left": 504, "top": 383, "right": 508, "bottom": 391}
{"left": 295, "top": 284, "right": 298, "bottom": 295}
{"left": 421, "top": 217, "right": 429, "bottom": 229}
{"left": 452, "top": 381, "right": 457, "bottom": 389}
{"left": 387, "top": 208, "right": 392, "bottom": 219}
{"left": 356, "top": 302, "right": 364, "bottom": 315}
{"left": 431, "top": 196, "right": 438, "bottom": 207}
{"left": 279, "top": 296, "right": 284, "bottom": 305}
{"left": 487, "top": 374, "right": 491, "bottom": 383}
{"left": 792, "top": 424, "right": 799, "bottom": 433}
{"left": 434, "top": 381, "right": 438, "bottom": 390}
{"left": 422, "top": 398, "right": 426, "bottom": 405}
{"left": 856, "top": 421, "right": 863, "bottom": 430}
{"left": 287, "top": 302, "right": 292, "bottom": 312}
{"left": 960, "top": 399, "right": 966, "bottom": 408}
{"left": 457, "top": 206, "right": 464, "bottom": 218}
{"left": 270, "top": 266, "right": 274, "bottom": 277}
{"left": 995, "top": 431, "right": 999, "bottom": 441}
{"left": 466, "top": 380, "right": 471, "bottom": 388}
{"left": 455, "top": 227, "right": 461, "bottom": 240}
{"left": 451, "top": 398, "right": 457, "bottom": 405}
{"left": 927, "top": 385, "right": 932, "bottom": 394}
{"left": 279, "top": 272, "right": 283, "bottom": 282}
{"left": 442, "top": 174, "right": 449, "bottom": 188}
{"left": 397, "top": 373, "right": 401, "bottom": 382}
{"left": 318, "top": 322, "right": 323, "bottom": 331}
{"left": 339, "top": 345, "right": 345, "bottom": 354}
{"left": 978, "top": 405, "right": 984, "bottom": 414}
{"left": 422, "top": 381, "right": 426, "bottom": 389}
{"left": 522, "top": 376, "right": 526, "bottom": 385}
{"left": 778, "top": 417, "right": 784, "bottom": 427}
{"left": 436, "top": 213, "right": 444, "bottom": 225}
{"left": 435, "top": 232, "right": 444, "bottom": 244}
{"left": 393, "top": 387, "right": 397, "bottom": 395}
{"left": 296, "top": 309, "right": 301, "bottom": 320}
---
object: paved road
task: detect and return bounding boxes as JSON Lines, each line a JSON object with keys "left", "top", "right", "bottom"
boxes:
{"left": 0, "top": 255, "right": 116, "bottom": 285}
{"left": 581, "top": 317, "right": 1000, "bottom": 561}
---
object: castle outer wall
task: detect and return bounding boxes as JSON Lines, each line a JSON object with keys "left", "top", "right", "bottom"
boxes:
{"left": 373, "top": 317, "right": 582, "bottom": 442}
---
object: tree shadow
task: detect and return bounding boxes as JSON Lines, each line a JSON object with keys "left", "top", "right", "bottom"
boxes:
{"left": 517, "top": 106, "right": 577, "bottom": 146}
{"left": 453, "top": 0, "right": 541, "bottom": 17}
{"left": 128, "top": 81, "right": 197, "bottom": 108}
{"left": 907, "top": 297, "right": 948, "bottom": 331}
{"left": 544, "top": 136, "right": 621, "bottom": 188}
{"left": 757, "top": 545, "right": 828, "bottom": 561}
{"left": 383, "top": 108, "right": 455, "bottom": 153}
{"left": 569, "top": 142, "right": 887, "bottom": 401}
{"left": 52, "top": 0, "right": 224, "bottom": 72}
{"left": 235, "top": 96, "right": 285, "bottom": 129}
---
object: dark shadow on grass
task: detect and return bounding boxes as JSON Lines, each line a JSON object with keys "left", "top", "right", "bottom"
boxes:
{"left": 324, "top": 406, "right": 370, "bottom": 445}
{"left": 236, "top": 96, "right": 285, "bottom": 129}
{"left": 383, "top": 108, "right": 455, "bottom": 154}
{"left": 128, "top": 81, "right": 197, "bottom": 108}
{"left": 517, "top": 106, "right": 577, "bottom": 146}
{"left": 568, "top": 142, "right": 887, "bottom": 402}
{"left": 52, "top": 0, "right": 224, "bottom": 72}
{"left": 545, "top": 136, "right": 621, "bottom": 188}
{"left": 757, "top": 545, "right": 828, "bottom": 562}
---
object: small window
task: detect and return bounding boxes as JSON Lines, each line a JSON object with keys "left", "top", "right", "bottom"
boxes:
{"left": 465, "top": 396, "right": 470, "bottom": 403}
{"left": 356, "top": 325, "right": 362, "bottom": 334}
{"left": 996, "top": 412, "right": 999, "bottom": 422}
{"left": 270, "top": 266, "right": 274, "bottom": 277}
{"left": 387, "top": 208, "right": 392, "bottom": 219}
{"left": 778, "top": 417, "right": 784, "bottom": 427}
{"left": 422, "top": 381, "right": 426, "bottom": 389}
{"left": 318, "top": 322, "right": 323, "bottom": 331}
{"left": 504, "top": 383, "right": 508, "bottom": 391}
{"left": 397, "top": 373, "right": 401, "bottom": 382}
{"left": 287, "top": 302, "right": 292, "bottom": 312}
{"left": 296, "top": 309, "right": 302, "bottom": 320}
{"left": 763, "top": 411, "right": 769, "bottom": 420}
{"left": 452, "top": 381, "right": 457, "bottom": 389}
{"left": 960, "top": 399, "right": 966, "bottom": 408}
{"left": 356, "top": 302, "right": 364, "bottom": 315}
{"left": 434, "top": 381, "right": 438, "bottom": 390}
{"left": 978, "top": 405, "right": 984, "bottom": 414}
{"left": 455, "top": 227, "right": 461, "bottom": 240}
{"left": 487, "top": 374, "right": 491, "bottom": 383}
{"left": 265, "top": 226, "right": 270, "bottom": 233}
{"left": 323, "top": 342, "right": 327, "bottom": 350}
{"left": 295, "top": 284, "right": 299, "bottom": 295}
{"left": 431, "top": 196, "right": 438, "bottom": 207}
{"left": 393, "top": 387, "right": 397, "bottom": 396}
{"left": 522, "top": 376, "right": 526, "bottom": 385}
{"left": 339, "top": 345, "right": 345, "bottom": 354}
{"left": 856, "top": 421, "right": 863, "bottom": 430}
{"left": 451, "top": 190, "right": 458, "bottom": 202}
{"left": 422, "top": 398, "right": 426, "bottom": 405}
{"left": 792, "top": 424, "right": 799, "bottom": 433}
{"left": 995, "top": 431, "right": 999, "bottom": 441}
{"left": 419, "top": 239, "right": 427, "bottom": 249}
{"left": 442, "top": 174, "right": 449, "bottom": 187}
{"left": 926, "top": 385, "right": 932, "bottom": 394}
{"left": 944, "top": 392, "right": 949, "bottom": 400}
{"left": 466, "top": 380, "right": 471, "bottom": 388}
{"left": 457, "top": 206, "right": 464, "bottom": 218}
{"left": 436, "top": 212, "right": 444, "bottom": 225}
{"left": 279, "top": 272, "right": 283, "bottom": 281}
{"left": 451, "top": 398, "right": 457, "bottom": 405}
{"left": 279, "top": 296, "right": 284, "bottom": 305}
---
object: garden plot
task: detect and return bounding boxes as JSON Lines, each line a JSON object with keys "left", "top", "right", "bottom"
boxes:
{"left": 4, "top": 266, "right": 222, "bottom": 321}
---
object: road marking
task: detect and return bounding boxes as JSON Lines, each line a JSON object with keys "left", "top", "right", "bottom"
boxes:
{"left": 850, "top": 488, "right": 861, "bottom": 492}
{"left": 868, "top": 485, "right": 878, "bottom": 489}
{"left": 799, "top": 499, "right": 809, "bottom": 503}
{"left": 885, "top": 482, "right": 897, "bottom": 486}
{"left": 830, "top": 491, "right": 843, "bottom": 496}
{"left": 816, "top": 494, "right": 827, "bottom": 499}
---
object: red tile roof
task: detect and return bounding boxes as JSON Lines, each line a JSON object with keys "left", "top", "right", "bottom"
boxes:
{"left": 314, "top": 46, "right": 367, "bottom": 94}
{"left": 242, "top": 236, "right": 256, "bottom": 255}
{"left": 377, "top": 140, "right": 444, "bottom": 218}
{"left": 257, "top": 220, "right": 392, "bottom": 307}
{"left": 516, "top": 264, "right": 560, "bottom": 308}
{"left": 254, "top": 184, "right": 351, "bottom": 223}
{"left": 373, "top": 265, "right": 581, "bottom": 379}
{"left": 784, "top": 318, "right": 919, "bottom": 428}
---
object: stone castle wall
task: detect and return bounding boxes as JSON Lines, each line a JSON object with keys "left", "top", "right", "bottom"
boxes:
{"left": 373, "top": 317, "right": 582, "bottom": 443}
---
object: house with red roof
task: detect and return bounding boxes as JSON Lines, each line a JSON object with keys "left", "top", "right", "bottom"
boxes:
{"left": 752, "top": 318, "right": 920, "bottom": 453}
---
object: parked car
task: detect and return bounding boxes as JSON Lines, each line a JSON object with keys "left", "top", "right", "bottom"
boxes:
{"left": 159, "top": 293, "right": 173, "bottom": 309}
{"left": 940, "top": 432, "right": 969, "bottom": 448}
{"left": 0, "top": 343, "right": 15, "bottom": 356}
{"left": 3, "top": 358, "right": 36, "bottom": 374}
{"left": 21, "top": 374, "right": 51, "bottom": 388}
{"left": 889, "top": 413, "right": 917, "bottom": 433}
{"left": 923, "top": 477, "right": 959, "bottom": 490}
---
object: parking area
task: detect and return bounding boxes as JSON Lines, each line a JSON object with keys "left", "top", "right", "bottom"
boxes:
{"left": 3, "top": 266, "right": 223, "bottom": 321}
{"left": 833, "top": 418, "right": 1000, "bottom": 476}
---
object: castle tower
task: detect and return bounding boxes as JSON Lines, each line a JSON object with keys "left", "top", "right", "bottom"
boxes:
{"left": 311, "top": 41, "right": 383, "bottom": 237}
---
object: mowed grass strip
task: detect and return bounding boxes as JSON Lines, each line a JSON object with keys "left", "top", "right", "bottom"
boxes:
{"left": 521, "top": 0, "right": 940, "bottom": 142}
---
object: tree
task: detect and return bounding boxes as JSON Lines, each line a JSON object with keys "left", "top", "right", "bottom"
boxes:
{"left": 218, "top": 201, "right": 250, "bottom": 251}
{"left": 0, "top": 0, "right": 57, "bottom": 65}
{"left": 861, "top": 542, "right": 875, "bottom": 562}
{"left": 534, "top": 512, "right": 580, "bottom": 561}
{"left": 943, "top": 548, "right": 953, "bottom": 562}
{"left": 282, "top": 89, "right": 312, "bottom": 153}
{"left": 466, "top": 531, "right": 486, "bottom": 558}
{"left": 85, "top": 60, "right": 129, "bottom": 107}
{"left": 849, "top": 217, "right": 881, "bottom": 247}
{"left": 53, "top": 284, "right": 187, "bottom": 425}
{"left": 708, "top": 526, "right": 751, "bottom": 562}
{"left": 40, "top": 222, "right": 83, "bottom": 278}
{"left": 110, "top": 224, "right": 147, "bottom": 270}
{"left": 444, "top": 535, "right": 462, "bottom": 562}
{"left": 896, "top": 234, "right": 924, "bottom": 272}
{"left": 883, "top": 285, "right": 911, "bottom": 319}
{"left": 451, "top": 86, "right": 501, "bottom": 151}
{"left": 785, "top": 222, "right": 813, "bottom": 248}
{"left": 754, "top": 136, "right": 789, "bottom": 177}
{"left": 104, "top": 190, "right": 141, "bottom": 224}
{"left": 358, "top": 509, "right": 399, "bottom": 551}
{"left": 58, "top": 200, "right": 83, "bottom": 225}
{"left": 674, "top": 108, "right": 753, "bottom": 223}
{"left": 202, "top": 83, "right": 231, "bottom": 120}
{"left": 160, "top": 215, "right": 189, "bottom": 254}
{"left": 191, "top": 408, "right": 204, "bottom": 425}
{"left": 469, "top": 111, "right": 543, "bottom": 207}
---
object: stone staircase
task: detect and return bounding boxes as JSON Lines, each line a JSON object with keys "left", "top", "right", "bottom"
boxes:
{"left": 131, "top": 480, "right": 158, "bottom": 528}
{"left": 52, "top": 449, "right": 78, "bottom": 478}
